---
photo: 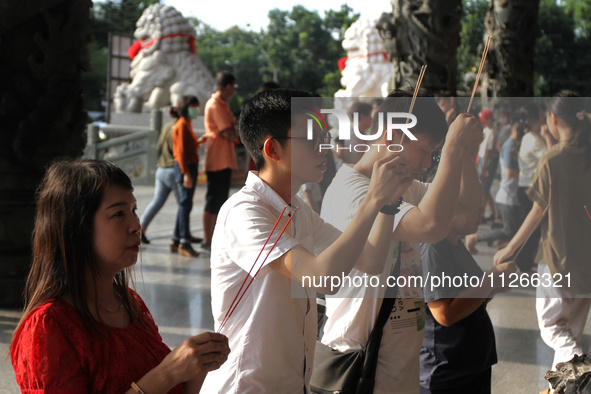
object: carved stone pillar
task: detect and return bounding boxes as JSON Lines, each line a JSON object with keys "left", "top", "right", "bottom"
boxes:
{"left": 377, "top": 0, "right": 463, "bottom": 95}
{"left": 0, "top": 0, "right": 90, "bottom": 306}
{"left": 482, "top": 0, "right": 540, "bottom": 97}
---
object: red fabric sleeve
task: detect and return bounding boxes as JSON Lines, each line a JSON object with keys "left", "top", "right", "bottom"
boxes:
{"left": 11, "top": 307, "right": 89, "bottom": 393}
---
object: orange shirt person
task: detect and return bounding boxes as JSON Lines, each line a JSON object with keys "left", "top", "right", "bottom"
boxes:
{"left": 202, "top": 71, "right": 238, "bottom": 249}
{"left": 171, "top": 95, "right": 204, "bottom": 257}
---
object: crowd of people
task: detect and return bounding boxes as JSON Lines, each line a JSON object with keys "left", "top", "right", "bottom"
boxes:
{"left": 8, "top": 83, "right": 591, "bottom": 394}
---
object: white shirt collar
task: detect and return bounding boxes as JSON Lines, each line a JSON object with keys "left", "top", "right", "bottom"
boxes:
{"left": 245, "top": 171, "right": 295, "bottom": 216}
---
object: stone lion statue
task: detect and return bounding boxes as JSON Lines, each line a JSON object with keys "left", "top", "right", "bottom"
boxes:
{"left": 114, "top": 4, "right": 214, "bottom": 113}
{"left": 334, "top": 18, "right": 392, "bottom": 99}
{"left": 545, "top": 354, "right": 591, "bottom": 394}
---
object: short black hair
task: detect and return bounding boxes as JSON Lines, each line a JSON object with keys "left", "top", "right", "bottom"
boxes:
{"left": 374, "top": 88, "right": 447, "bottom": 144}
{"left": 216, "top": 71, "right": 236, "bottom": 90}
{"left": 259, "top": 81, "right": 280, "bottom": 91}
{"left": 238, "top": 88, "right": 320, "bottom": 170}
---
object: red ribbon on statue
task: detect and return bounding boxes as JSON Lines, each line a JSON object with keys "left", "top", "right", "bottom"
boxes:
{"left": 128, "top": 33, "right": 197, "bottom": 60}
{"left": 337, "top": 52, "right": 389, "bottom": 70}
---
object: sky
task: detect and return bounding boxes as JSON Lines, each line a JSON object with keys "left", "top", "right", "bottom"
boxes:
{"left": 161, "top": 0, "right": 392, "bottom": 31}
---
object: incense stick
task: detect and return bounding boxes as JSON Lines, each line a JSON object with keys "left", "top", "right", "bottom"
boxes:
{"left": 217, "top": 206, "right": 287, "bottom": 331}
{"left": 466, "top": 35, "right": 492, "bottom": 114}
{"left": 585, "top": 205, "right": 591, "bottom": 221}
{"left": 218, "top": 208, "right": 298, "bottom": 333}
{"left": 399, "top": 65, "right": 427, "bottom": 146}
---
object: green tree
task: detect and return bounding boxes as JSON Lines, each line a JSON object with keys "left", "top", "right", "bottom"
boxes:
{"left": 561, "top": 0, "right": 591, "bottom": 37}
{"left": 81, "top": 40, "right": 109, "bottom": 111}
{"left": 93, "top": 0, "right": 160, "bottom": 44}
{"left": 82, "top": 0, "right": 160, "bottom": 110}
{"left": 261, "top": 5, "right": 358, "bottom": 95}
{"left": 535, "top": 0, "right": 591, "bottom": 96}
{"left": 190, "top": 19, "right": 264, "bottom": 97}
{"left": 457, "top": 0, "right": 488, "bottom": 90}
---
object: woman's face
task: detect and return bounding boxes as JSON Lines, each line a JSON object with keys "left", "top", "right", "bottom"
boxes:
{"left": 546, "top": 112, "right": 560, "bottom": 140}
{"left": 188, "top": 105, "right": 200, "bottom": 119}
{"left": 92, "top": 184, "right": 141, "bottom": 277}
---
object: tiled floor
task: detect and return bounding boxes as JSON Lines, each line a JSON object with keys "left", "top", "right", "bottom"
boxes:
{"left": 1, "top": 183, "right": 589, "bottom": 393}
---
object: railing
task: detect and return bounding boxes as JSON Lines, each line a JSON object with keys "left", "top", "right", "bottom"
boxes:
{"left": 83, "top": 110, "right": 248, "bottom": 186}
{"left": 83, "top": 110, "right": 162, "bottom": 186}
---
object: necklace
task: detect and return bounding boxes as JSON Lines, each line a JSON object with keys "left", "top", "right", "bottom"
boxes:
{"left": 102, "top": 302, "right": 123, "bottom": 313}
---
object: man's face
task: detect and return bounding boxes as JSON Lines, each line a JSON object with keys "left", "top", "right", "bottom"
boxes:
{"left": 396, "top": 132, "right": 440, "bottom": 179}
{"left": 287, "top": 114, "right": 328, "bottom": 186}
{"left": 222, "top": 82, "right": 236, "bottom": 100}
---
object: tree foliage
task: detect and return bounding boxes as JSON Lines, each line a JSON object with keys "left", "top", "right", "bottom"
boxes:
{"left": 535, "top": 0, "right": 591, "bottom": 95}
{"left": 83, "top": 0, "right": 591, "bottom": 111}
{"left": 83, "top": 2, "right": 358, "bottom": 110}
{"left": 457, "top": 0, "right": 489, "bottom": 90}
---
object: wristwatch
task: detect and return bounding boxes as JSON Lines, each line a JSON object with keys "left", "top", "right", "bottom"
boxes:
{"left": 380, "top": 197, "right": 404, "bottom": 215}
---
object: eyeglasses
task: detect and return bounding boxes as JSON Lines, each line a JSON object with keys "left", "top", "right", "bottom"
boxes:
{"left": 259, "top": 132, "right": 332, "bottom": 151}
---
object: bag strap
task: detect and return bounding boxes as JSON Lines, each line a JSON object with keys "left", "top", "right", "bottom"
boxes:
{"left": 356, "top": 242, "right": 401, "bottom": 393}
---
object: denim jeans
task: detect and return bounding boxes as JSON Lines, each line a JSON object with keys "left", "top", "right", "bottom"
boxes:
{"left": 140, "top": 167, "right": 180, "bottom": 230}
{"left": 173, "top": 161, "right": 198, "bottom": 244}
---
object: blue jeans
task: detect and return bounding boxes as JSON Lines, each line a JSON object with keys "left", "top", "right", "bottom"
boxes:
{"left": 140, "top": 167, "right": 180, "bottom": 230}
{"left": 173, "top": 162, "right": 198, "bottom": 244}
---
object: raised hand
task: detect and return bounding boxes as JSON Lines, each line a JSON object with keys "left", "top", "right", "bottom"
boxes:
{"left": 367, "top": 154, "right": 412, "bottom": 207}
{"left": 446, "top": 113, "right": 483, "bottom": 153}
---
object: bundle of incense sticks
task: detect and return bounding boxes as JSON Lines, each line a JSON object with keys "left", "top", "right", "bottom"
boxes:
{"left": 399, "top": 64, "right": 427, "bottom": 147}
{"left": 218, "top": 206, "right": 298, "bottom": 333}
{"left": 466, "top": 35, "right": 493, "bottom": 114}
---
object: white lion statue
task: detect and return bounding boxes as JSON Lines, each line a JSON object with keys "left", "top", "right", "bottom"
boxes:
{"left": 114, "top": 4, "right": 215, "bottom": 113}
{"left": 335, "top": 18, "right": 392, "bottom": 99}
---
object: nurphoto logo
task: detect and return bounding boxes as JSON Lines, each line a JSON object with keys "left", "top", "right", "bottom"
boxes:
{"left": 305, "top": 108, "right": 418, "bottom": 153}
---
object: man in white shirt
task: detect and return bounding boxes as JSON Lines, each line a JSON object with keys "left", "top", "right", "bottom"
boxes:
{"left": 319, "top": 91, "right": 483, "bottom": 394}
{"left": 202, "top": 89, "right": 413, "bottom": 393}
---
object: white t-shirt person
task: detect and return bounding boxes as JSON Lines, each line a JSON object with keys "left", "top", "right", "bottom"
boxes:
{"left": 202, "top": 172, "right": 340, "bottom": 394}
{"left": 319, "top": 164, "right": 429, "bottom": 394}
{"left": 518, "top": 132, "right": 546, "bottom": 188}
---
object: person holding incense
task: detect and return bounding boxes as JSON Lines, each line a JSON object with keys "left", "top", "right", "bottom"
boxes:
{"left": 202, "top": 89, "right": 413, "bottom": 393}
{"left": 317, "top": 90, "right": 484, "bottom": 394}
{"left": 11, "top": 159, "right": 229, "bottom": 393}
{"left": 494, "top": 91, "right": 591, "bottom": 393}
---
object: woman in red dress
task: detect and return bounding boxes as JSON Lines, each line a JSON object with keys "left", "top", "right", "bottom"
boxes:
{"left": 10, "top": 159, "right": 229, "bottom": 393}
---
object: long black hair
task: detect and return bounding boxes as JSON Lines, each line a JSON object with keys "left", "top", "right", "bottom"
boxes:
{"left": 12, "top": 159, "right": 140, "bottom": 342}
{"left": 170, "top": 95, "right": 199, "bottom": 119}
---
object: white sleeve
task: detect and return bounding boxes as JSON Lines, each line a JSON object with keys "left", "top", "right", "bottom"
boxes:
{"left": 402, "top": 180, "right": 430, "bottom": 206}
{"left": 486, "top": 129, "right": 494, "bottom": 151}
{"left": 225, "top": 201, "right": 299, "bottom": 278}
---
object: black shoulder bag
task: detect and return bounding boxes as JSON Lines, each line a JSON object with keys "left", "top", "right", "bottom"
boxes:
{"left": 310, "top": 243, "right": 401, "bottom": 394}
